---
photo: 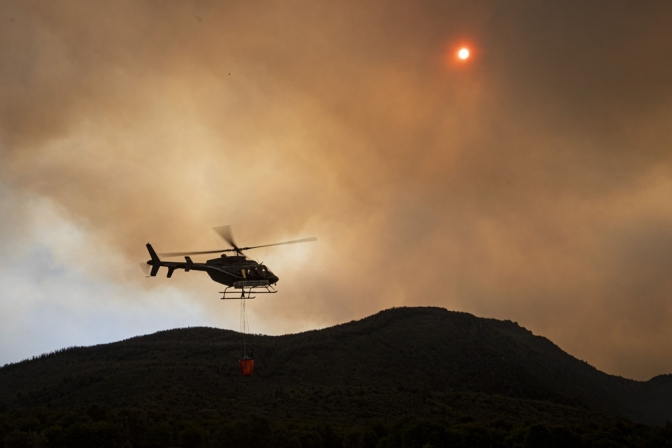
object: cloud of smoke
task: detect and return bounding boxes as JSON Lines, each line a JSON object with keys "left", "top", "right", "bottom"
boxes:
{"left": 1, "top": 0, "right": 672, "bottom": 379}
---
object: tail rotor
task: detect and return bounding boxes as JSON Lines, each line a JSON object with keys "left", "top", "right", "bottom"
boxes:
{"left": 139, "top": 262, "right": 151, "bottom": 277}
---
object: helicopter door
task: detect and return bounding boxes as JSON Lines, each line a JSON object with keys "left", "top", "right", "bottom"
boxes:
{"left": 241, "top": 269, "right": 246, "bottom": 279}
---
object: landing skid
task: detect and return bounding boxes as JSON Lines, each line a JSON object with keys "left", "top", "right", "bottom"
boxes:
{"left": 220, "top": 285, "right": 277, "bottom": 300}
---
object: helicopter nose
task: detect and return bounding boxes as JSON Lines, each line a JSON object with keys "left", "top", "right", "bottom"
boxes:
{"left": 269, "top": 275, "right": 279, "bottom": 285}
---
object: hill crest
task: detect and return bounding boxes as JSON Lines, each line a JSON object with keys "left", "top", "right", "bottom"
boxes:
{"left": 1, "top": 306, "right": 671, "bottom": 425}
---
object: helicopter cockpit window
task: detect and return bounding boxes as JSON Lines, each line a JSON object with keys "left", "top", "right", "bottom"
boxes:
{"left": 241, "top": 267, "right": 264, "bottom": 279}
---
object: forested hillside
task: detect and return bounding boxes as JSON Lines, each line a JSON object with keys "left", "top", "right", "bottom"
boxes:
{"left": 1, "top": 307, "right": 671, "bottom": 447}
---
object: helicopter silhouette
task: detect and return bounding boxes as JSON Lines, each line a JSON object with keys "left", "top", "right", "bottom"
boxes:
{"left": 142, "top": 225, "right": 316, "bottom": 299}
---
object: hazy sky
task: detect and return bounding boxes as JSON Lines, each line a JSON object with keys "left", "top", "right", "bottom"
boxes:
{"left": 1, "top": 0, "right": 671, "bottom": 380}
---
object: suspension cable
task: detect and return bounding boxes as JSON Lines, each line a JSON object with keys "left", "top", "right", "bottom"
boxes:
{"left": 239, "top": 294, "right": 250, "bottom": 356}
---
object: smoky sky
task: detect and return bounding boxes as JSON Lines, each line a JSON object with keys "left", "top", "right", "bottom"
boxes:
{"left": 1, "top": 0, "right": 672, "bottom": 380}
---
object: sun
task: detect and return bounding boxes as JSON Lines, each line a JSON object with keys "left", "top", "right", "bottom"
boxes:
{"left": 458, "top": 48, "right": 470, "bottom": 60}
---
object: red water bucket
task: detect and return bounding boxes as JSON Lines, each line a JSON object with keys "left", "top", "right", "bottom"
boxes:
{"left": 239, "top": 358, "right": 254, "bottom": 376}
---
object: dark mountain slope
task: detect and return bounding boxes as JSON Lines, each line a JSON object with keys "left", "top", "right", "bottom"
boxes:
{"left": 1, "top": 307, "right": 670, "bottom": 426}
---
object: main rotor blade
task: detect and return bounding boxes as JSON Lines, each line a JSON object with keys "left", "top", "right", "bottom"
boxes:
{"left": 213, "top": 225, "right": 238, "bottom": 250}
{"left": 158, "top": 248, "right": 236, "bottom": 257}
{"left": 239, "top": 237, "right": 318, "bottom": 252}
{"left": 158, "top": 228, "right": 317, "bottom": 257}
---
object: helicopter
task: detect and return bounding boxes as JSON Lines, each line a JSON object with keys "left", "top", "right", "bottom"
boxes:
{"left": 141, "top": 225, "right": 316, "bottom": 299}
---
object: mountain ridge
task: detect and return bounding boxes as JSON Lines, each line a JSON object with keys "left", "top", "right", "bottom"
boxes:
{"left": 1, "top": 306, "right": 671, "bottom": 426}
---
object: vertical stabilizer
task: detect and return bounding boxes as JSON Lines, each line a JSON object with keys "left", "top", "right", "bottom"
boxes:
{"left": 146, "top": 243, "right": 161, "bottom": 277}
